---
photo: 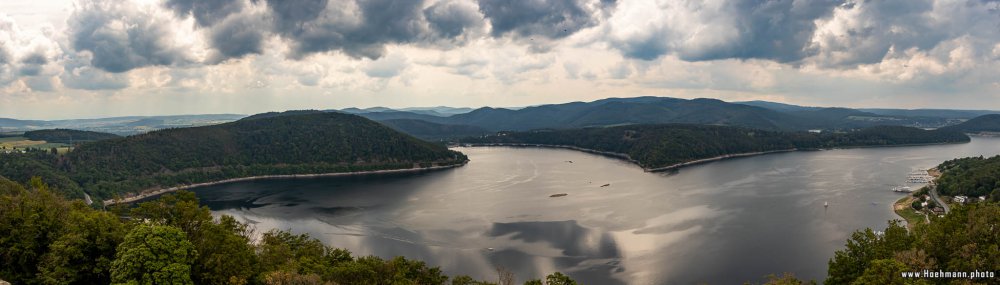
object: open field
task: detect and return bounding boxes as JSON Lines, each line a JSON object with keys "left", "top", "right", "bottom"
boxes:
{"left": 893, "top": 195, "right": 926, "bottom": 229}
{"left": 0, "top": 136, "right": 70, "bottom": 152}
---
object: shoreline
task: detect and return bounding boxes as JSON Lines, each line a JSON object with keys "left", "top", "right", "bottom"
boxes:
{"left": 102, "top": 162, "right": 467, "bottom": 205}
{"left": 461, "top": 143, "right": 796, "bottom": 172}
{"left": 892, "top": 195, "right": 926, "bottom": 230}
{"left": 459, "top": 143, "right": 640, "bottom": 165}
{"left": 462, "top": 140, "right": 969, "bottom": 173}
{"left": 643, "top": 149, "right": 798, "bottom": 172}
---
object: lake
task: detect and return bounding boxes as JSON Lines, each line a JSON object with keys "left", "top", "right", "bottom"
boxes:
{"left": 193, "top": 137, "right": 1000, "bottom": 284}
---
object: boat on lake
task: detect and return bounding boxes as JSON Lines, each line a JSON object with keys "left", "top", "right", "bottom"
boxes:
{"left": 891, "top": 185, "right": 913, "bottom": 193}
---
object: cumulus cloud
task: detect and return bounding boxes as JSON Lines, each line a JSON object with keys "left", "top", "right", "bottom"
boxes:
{"left": 0, "top": 16, "right": 20, "bottom": 85}
{"left": 67, "top": 0, "right": 194, "bottom": 73}
{"left": 59, "top": 51, "right": 130, "bottom": 90}
{"left": 807, "top": 0, "right": 1000, "bottom": 70}
{"left": 163, "top": 0, "right": 245, "bottom": 27}
{"left": 424, "top": 0, "right": 485, "bottom": 40}
{"left": 17, "top": 52, "right": 47, "bottom": 76}
{"left": 607, "top": 0, "right": 842, "bottom": 62}
{"left": 205, "top": 12, "right": 268, "bottom": 63}
{"left": 479, "top": 0, "right": 613, "bottom": 51}
{"left": 263, "top": 0, "right": 425, "bottom": 59}
{"left": 418, "top": 52, "right": 491, "bottom": 79}
{"left": 363, "top": 53, "right": 409, "bottom": 78}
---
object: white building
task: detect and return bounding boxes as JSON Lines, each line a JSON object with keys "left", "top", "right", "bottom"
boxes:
{"left": 953, "top": 196, "right": 968, "bottom": 203}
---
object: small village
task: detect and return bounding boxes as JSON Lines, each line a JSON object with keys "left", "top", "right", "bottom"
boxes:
{"left": 893, "top": 168, "right": 990, "bottom": 227}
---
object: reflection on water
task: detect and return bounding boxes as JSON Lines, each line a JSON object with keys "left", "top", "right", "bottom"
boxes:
{"left": 194, "top": 137, "right": 1000, "bottom": 284}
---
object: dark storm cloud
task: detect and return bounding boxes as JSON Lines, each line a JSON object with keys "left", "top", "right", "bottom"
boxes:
{"left": 264, "top": 0, "right": 435, "bottom": 59}
{"left": 424, "top": 0, "right": 484, "bottom": 39}
{"left": 161, "top": 0, "right": 267, "bottom": 62}
{"left": 18, "top": 52, "right": 47, "bottom": 76}
{"left": 206, "top": 13, "right": 267, "bottom": 63}
{"left": 67, "top": 0, "right": 192, "bottom": 73}
{"left": 263, "top": 0, "right": 329, "bottom": 34}
{"left": 700, "top": 0, "right": 842, "bottom": 62}
{"left": 163, "top": 0, "right": 245, "bottom": 27}
{"left": 478, "top": 0, "right": 601, "bottom": 40}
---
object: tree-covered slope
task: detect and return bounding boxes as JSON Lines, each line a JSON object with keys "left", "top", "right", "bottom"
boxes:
{"left": 33, "top": 111, "right": 468, "bottom": 200}
{"left": 939, "top": 114, "right": 1000, "bottom": 133}
{"left": 935, "top": 155, "right": 1000, "bottom": 200}
{"left": 461, "top": 124, "right": 969, "bottom": 170}
{"left": 356, "top": 97, "right": 804, "bottom": 132}
{"left": 23, "top": 129, "right": 120, "bottom": 143}
{"left": 379, "top": 119, "right": 489, "bottom": 140}
{"left": 0, "top": 178, "right": 570, "bottom": 285}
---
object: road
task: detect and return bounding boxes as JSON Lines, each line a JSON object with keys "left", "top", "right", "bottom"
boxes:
{"left": 929, "top": 183, "right": 950, "bottom": 214}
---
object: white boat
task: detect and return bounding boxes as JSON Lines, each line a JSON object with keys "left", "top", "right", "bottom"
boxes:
{"left": 891, "top": 186, "right": 913, "bottom": 193}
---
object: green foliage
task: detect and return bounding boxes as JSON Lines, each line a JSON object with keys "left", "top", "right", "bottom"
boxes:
{"left": 130, "top": 191, "right": 258, "bottom": 285}
{"left": 544, "top": 272, "right": 577, "bottom": 285}
{"left": 935, "top": 155, "right": 1000, "bottom": 199}
{"left": 262, "top": 271, "right": 329, "bottom": 285}
{"left": 461, "top": 124, "right": 968, "bottom": 170}
{"left": 110, "top": 224, "right": 198, "bottom": 285}
{"left": 521, "top": 272, "right": 577, "bottom": 285}
{"left": 826, "top": 221, "right": 914, "bottom": 285}
{"left": 23, "top": 129, "right": 120, "bottom": 144}
{"left": 453, "top": 275, "right": 497, "bottom": 285}
{"left": 36, "top": 204, "right": 126, "bottom": 284}
{"left": 257, "top": 230, "right": 350, "bottom": 278}
{"left": 0, "top": 176, "right": 115, "bottom": 284}
{"left": 0, "top": 150, "right": 83, "bottom": 198}
{"left": 826, "top": 203, "right": 1000, "bottom": 284}
{"left": 1, "top": 179, "right": 549, "bottom": 285}
{"left": 849, "top": 259, "right": 909, "bottom": 285}
{"left": 328, "top": 255, "right": 449, "bottom": 285}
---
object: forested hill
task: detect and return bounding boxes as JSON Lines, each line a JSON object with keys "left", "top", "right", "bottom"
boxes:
{"left": 1, "top": 111, "right": 467, "bottom": 201}
{"left": 460, "top": 125, "right": 969, "bottom": 170}
{"left": 939, "top": 114, "right": 1000, "bottom": 134}
{"left": 935, "top": 155, "right": 1000, "bottom": 200}
{"left": 379, "top": 119, "right": 489, "bottom": 140}
{"left": 23, "top": 129, "right": 120, "bottom": 143}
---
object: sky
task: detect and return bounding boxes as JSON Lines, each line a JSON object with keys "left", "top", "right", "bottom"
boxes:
{"left": 2, "top": 0, "right": 1000, "bottom": 119}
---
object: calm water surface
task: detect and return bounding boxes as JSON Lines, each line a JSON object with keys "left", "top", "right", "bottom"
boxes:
{"left": 194, "top": 137, "right": 1000, "bottom": 284}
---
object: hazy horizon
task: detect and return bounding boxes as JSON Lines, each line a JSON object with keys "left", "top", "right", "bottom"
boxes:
{"left": 3, "top": 0, "right": 1000, "bottom": 119}
{"left": 3, "top": 95, "right": 1000, "bottom": 121}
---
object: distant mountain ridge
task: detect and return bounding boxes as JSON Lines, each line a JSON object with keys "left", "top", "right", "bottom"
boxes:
{"left": 0, "top": 114, "right": 246, "bottom": 135}
{"left": 352, "top": 97, "right": 989, "bottom": 139}
{"left": 735, "top": 101, "right": 1000, "bottom": 119}
{"left": 339, "top": 106, "right": 476, "bottom": 117}
{"left": 356, "top": 97, "right": 805, "bottom": 132}
{"left": 939, "top": 114, "right": 1000, "bottom": 133}
{"left": 460, "top": 124, "right": 970, "bottom": 170}
{"left": 378, "top": 119, "right": 489, "bottom": 140}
